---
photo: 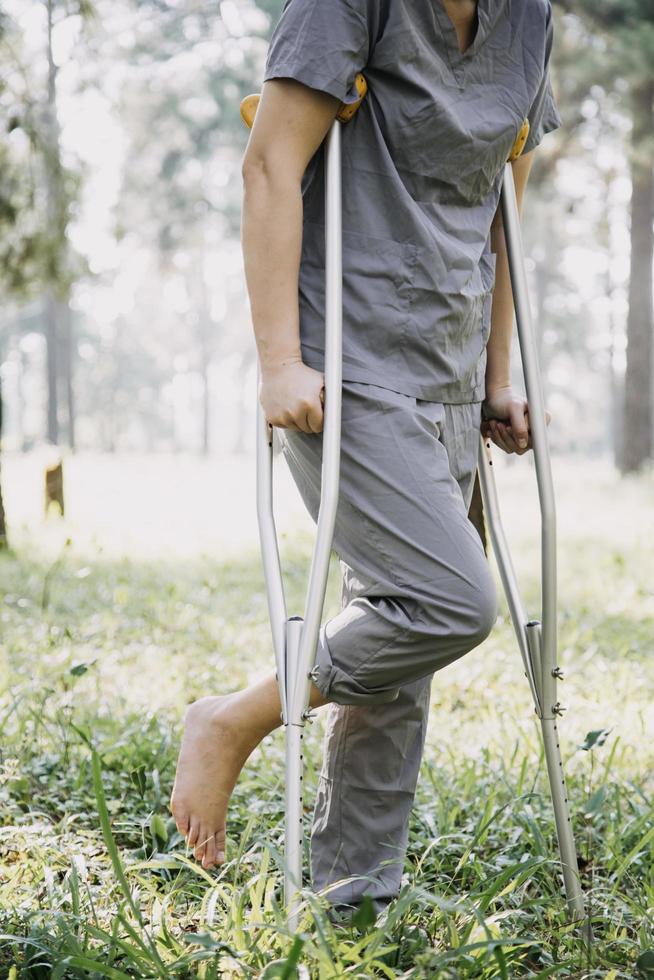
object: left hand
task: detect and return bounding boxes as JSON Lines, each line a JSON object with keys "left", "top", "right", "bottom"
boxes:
{"left": 480, "top": 383, "right": 551, "bottom": 455}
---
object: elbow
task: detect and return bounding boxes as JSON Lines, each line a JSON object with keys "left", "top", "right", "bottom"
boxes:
{"left": 241, "top": 145, "right": 305, "bottom": 193}
{"left": 241, "top": 150, "right": 290, "bottom": 189}
{"left": 241, "top": 150, "right": 267, "bottom": 186}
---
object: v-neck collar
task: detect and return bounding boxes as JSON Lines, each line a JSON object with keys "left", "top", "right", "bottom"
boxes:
{"left": 435, "top": 0, "right": 490, "bottom": 74}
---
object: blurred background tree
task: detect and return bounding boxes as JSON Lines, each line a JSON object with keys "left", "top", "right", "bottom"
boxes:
{"left": 553, "top": 0, "right": 654, "bottom": 472}
{"left": 0, "top": 0, "right": 651, "bottom": 478}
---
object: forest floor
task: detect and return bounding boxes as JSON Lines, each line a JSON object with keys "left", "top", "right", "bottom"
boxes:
{"left": 0, "top": 450, "right": 653, "bottom": 978}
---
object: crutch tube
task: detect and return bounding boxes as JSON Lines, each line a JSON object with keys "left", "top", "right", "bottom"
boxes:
{"left": 284, "top": 118, "right": 343, "bottom": 928}
{"left": 476, "top": 444, "right": 542, "bottom": 712}
{"left": 477, "top": 159, "right": 586, "bottom": 922}
{"left": 256, "top": 394, "right": 288, "bottom": 723}
{"left": 242, "top": 76, "right": 366, "bottom": 929}
{"left": 499, "top": 163, "right": 558, "bottom": 717}
{"left": 284, "top": 617, "right": 304, "bottom": 903}
{"left": 289, "top": 119, "right": 343, "bottom": 725}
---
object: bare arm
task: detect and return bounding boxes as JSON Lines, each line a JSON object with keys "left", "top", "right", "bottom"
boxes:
{"left": 482, "top": 148, "right": 551, "bottom": 454}
{"left": 486, "top": 148, "right": 535, "bottom": 395}
{"left": 241, "top": 78, "right": 340, "bottom": 433}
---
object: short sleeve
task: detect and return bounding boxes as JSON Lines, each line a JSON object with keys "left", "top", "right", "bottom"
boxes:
{"left": 263, "top": 0, "right": 374, "bottom": 106}
{"left": 522, "top": 3, "right": 562, "bottom": 154}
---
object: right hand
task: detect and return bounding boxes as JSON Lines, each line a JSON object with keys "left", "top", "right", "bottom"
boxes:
{"left": 260, "top": 359, "right": 325, "bottom": 434}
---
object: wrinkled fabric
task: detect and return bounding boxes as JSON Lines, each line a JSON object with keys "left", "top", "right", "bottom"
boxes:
{"left": 277, "top": 380, "right": 488, "bottom": 904}
{"left": 263, "top": 0, "right": 561, "bottom": 403}
{"left": 279, "top": 381, "right": 497, "bottom": 706}
{"left": 311, "top": 675, "right": 433, "bottom": 905}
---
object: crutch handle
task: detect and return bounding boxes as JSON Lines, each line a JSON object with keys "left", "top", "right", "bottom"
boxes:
{"left": 239, "top": 72, "right": 368, "bottom": 130}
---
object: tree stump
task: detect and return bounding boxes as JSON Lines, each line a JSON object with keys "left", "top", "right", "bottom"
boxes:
{"left": 45, "top": 459, "right": 65, "bottom": 517}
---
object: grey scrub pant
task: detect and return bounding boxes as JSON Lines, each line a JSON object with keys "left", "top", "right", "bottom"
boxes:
{"left": 278, "top": 380, "right": 498, "bottom": 907}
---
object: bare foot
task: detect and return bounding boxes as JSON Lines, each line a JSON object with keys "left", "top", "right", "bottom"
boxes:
{"left": 169, "top": 672, "right": 328, "bottom": 870}
{"left": 170, "top": 694, "right": 263, "bottom": 869}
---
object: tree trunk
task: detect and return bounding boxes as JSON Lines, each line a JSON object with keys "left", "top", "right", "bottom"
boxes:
{"left": 0, "top": 376, "right": 7, "bottom": 548}
{"left": 43, "top": 0, "right": 69, "bottom": 449}
{"left": 61, "top": 302, "right": 75, "bottom": 450}
{"left": 18, "top": 345, "right": 27, "bottom": 451}
{"left": 195, "top": 257, "right": 212, "bottom": 456}
{"left": 200, "top": 355, "right": 210, "bottom": 455}
{"left": 45, "top": 290, "right": 59, "bottom": 444}
{"left": 621, "top": 80, "right": 654, "bottom": 473}
{"left": 601, "top": 177, "right": 620, "bottom": 465}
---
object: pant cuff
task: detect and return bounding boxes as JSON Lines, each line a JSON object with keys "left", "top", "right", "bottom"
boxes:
{"left": 309, "top": 625, "right": 401, "bottom": 706}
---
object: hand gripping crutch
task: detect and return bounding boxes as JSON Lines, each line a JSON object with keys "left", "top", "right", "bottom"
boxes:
{"left": 477, "top": 121, "right": 587, "bottom": 925}
{"left": 240, "top": 76, "right": 368, "bottom": 930}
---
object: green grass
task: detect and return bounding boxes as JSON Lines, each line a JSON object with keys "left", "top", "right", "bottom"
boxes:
{"left": 1, "top": 494, "right": 653, "bottom": 977}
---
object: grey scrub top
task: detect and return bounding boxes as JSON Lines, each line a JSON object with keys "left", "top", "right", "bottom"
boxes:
{"left": 263, "top": 0, "right": 562, "bottom": 404}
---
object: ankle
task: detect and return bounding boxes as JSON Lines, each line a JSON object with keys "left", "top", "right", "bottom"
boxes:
{"left": 210, "top": 691, "right": 277, "bottom": 748}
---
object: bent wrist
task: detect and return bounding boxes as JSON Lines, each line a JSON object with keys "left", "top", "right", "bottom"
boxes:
{"left": 260, "top": 350, "right": 303, "bottom": 376}
{"left": 484, "top": 376, "right": 511, "bottom": 397}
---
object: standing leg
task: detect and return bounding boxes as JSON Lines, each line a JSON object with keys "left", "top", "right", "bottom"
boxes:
{"left": 308, "top": 399, "right": 484, "bottom": 907}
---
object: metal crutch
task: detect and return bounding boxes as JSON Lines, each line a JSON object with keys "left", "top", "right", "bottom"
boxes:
{"left": 240, "top": 75, "right": 368, "bottom": 931}
{"left": 477, "top": 122, "right": 587, "bottom": 923}
{"left": 242, "top": 88, "right": 587, "bottom": 928}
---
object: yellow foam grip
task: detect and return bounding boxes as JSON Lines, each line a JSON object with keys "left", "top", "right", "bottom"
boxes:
{"left": 240, "top": 72, "right": 368, "bottom": 131}
{"left": 336, "top": 72, "right": 368, "bottom": 122}
{"left": 508, "top": 119, "right": 530, "bottom": 161}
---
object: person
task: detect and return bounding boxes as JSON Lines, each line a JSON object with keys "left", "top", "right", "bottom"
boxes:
{"left": 169, "top": 0, "right": 561, "bottom": 915}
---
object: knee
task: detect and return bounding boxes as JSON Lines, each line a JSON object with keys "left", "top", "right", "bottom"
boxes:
{"left": 464, "top": 570, "right": 499, "bottom": 645}
{"left": 420, "top": 566, "right": 498, "bottom": 649}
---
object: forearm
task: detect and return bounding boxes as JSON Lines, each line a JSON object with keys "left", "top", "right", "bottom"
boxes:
{"left": 484, "top": 150, "right": 535, "bottom": 396}
{"left": 485, "top": 222, "right": 513, "bottom": 393}
{"left": 241, "top": 162, "right": 303, "bottom": 371}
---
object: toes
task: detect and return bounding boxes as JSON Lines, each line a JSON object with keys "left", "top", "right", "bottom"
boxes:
{"left": 187, "top": 819, "right": 200, "bottom": 848}
{"left": 194, "top": 825, "right": 210, "bottom": 865}
{"left": 202, "top": 835, "right": 217, "bottom": 869}
{"left": 215, "top": 831, "right": 226, "bottom": 865}
{"left": 171, "top": 801, "right": 190, "bottom": 836}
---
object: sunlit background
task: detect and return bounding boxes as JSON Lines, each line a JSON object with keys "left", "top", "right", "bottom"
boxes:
{"left": 1, "top": 3, "right": 653, "bottom": 973}
{"left": 1, "top": 2, "right": 652, "bottom": 493}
